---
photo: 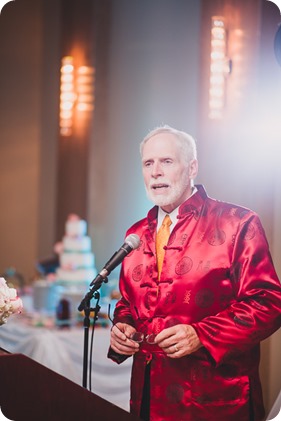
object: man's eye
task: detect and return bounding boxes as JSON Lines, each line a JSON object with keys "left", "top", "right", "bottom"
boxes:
{"left": 164, "top": 159, "right": 172, "bottom": 164}
{"left": 144, "top": 161, "right": 152, "bottom": 167}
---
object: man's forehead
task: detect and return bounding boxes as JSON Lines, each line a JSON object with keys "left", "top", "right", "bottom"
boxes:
{"left": 142, "top": 147, "right": 180, "bottom": 161}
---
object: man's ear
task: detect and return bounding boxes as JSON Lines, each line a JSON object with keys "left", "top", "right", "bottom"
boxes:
{"left": 189, "top": 159, "right": 198, "bottom": 180}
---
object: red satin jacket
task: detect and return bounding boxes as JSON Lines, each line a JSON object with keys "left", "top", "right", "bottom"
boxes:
{"left": 108, "top": 185, "right": 281, "bottom": 421}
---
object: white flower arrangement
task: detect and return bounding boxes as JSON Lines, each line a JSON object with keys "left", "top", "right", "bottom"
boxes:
{"left": 0, "top": 277, "right": 23, "bottom": 325}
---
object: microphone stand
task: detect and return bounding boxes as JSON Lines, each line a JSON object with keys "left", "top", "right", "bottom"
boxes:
{"left": 79, "top": 276, "right": 108, "bottom": 390}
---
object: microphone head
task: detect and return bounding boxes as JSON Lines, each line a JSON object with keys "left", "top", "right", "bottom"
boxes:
{"left": 125, "top": 234, "right": 140, "bottom": 250}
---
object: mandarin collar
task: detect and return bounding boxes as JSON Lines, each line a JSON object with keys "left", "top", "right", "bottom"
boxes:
{"left": 177, "top": 184, "right": 207, "bottom": 219}
{"left": 146, "top": 184, "right": 208, "bottom": 228}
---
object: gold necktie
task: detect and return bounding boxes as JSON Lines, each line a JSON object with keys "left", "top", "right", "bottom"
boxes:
{"left": 156, "top": 214, "right": 172, "bottom": 278}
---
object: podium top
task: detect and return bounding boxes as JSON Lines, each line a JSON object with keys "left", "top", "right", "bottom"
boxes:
{"left": 0, "top": 352, "right": 141, "bottom": 421}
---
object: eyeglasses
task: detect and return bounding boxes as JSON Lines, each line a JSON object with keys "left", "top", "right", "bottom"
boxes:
{"left": 107, "top": 304, "right": 157, "bottom": 344}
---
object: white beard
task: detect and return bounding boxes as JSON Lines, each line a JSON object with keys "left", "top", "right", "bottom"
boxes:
{"left": 145, "top": 172, "right": 190, "bottom": 208}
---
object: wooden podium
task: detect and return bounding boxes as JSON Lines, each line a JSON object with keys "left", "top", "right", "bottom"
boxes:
{"left": 0, "top": 349, "right": 141, "bottom": 421}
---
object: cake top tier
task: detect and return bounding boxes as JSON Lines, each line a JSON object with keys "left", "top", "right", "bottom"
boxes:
{"left": 65, "top": 214, "right": 87, "bottom": 237}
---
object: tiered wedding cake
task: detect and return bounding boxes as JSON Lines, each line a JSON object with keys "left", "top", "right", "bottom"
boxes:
{"left": 53, "top": 214, "right": 97, "bottom": 324}
{"left": 55, "top": 214, "right": 97, "bottom": 286}
{"left": 32, "top": 214, "right": 98, "bottom": 325}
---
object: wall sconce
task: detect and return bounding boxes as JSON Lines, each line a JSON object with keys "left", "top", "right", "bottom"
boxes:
{"left": 59, "top": 56, "right": 95, "bottom": 136}
{"left": 209, "top": 17, "right": 231, "bottom": 120}
{"left": 60, "top": 56, "right": 76, "bottom": 136}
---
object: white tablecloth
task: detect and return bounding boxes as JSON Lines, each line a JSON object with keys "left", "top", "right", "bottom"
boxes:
{"left": 0, "top": 315, "right": 132, "bottom": 411}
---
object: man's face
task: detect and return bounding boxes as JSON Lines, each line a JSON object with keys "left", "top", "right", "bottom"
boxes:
{"left": 141, "top": 133, "right": 197, "bottom": 213}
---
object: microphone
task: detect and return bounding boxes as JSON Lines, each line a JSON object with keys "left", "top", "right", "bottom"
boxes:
{"left": 89, "top": 233, "right": 140, "bottom": 287}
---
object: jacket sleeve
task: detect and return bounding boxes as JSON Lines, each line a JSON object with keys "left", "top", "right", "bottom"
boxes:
{"left": 107, "top": 268, "right": 136, "bottom": 364}
{"left": 192, "top": 212, "right": 281, "bottom": 366}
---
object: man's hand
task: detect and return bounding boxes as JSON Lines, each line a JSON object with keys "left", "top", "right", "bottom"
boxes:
{"left": 154, "top": 324, "right": 202, "bottom": 358}
{"left": 110, "top": 322, "right": 140, "bottom": 356}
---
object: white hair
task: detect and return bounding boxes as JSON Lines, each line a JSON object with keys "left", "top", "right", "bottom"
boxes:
{"left": 140, "top": 125, "right": 197, "bottom": 164}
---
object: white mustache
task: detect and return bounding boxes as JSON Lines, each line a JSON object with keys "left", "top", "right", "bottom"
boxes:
{"left": 149, "top": 179, "right": 170, "bottom": 189}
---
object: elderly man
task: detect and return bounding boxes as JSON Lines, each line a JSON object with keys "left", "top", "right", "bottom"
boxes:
{"left": 108, "top": 126, "right": 281, "bottom": 421}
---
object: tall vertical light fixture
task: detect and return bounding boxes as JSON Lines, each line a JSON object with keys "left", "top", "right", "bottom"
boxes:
{"left": 59, "top": 57, "right": 95, "bottom": 136}
{"left": 209, "top": 17, "right": 230, "bottom": 120}
{"left": 60, "top": 56, "right": 76, "bottom": 136}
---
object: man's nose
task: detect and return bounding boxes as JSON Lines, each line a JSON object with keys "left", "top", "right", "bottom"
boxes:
{"left": 151, "top": 162, "right": 163, "bottom": 177}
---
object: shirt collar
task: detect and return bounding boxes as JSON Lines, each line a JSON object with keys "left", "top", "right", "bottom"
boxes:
{"left": 157, "top": 186, "right": 198, "bottom": 231}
